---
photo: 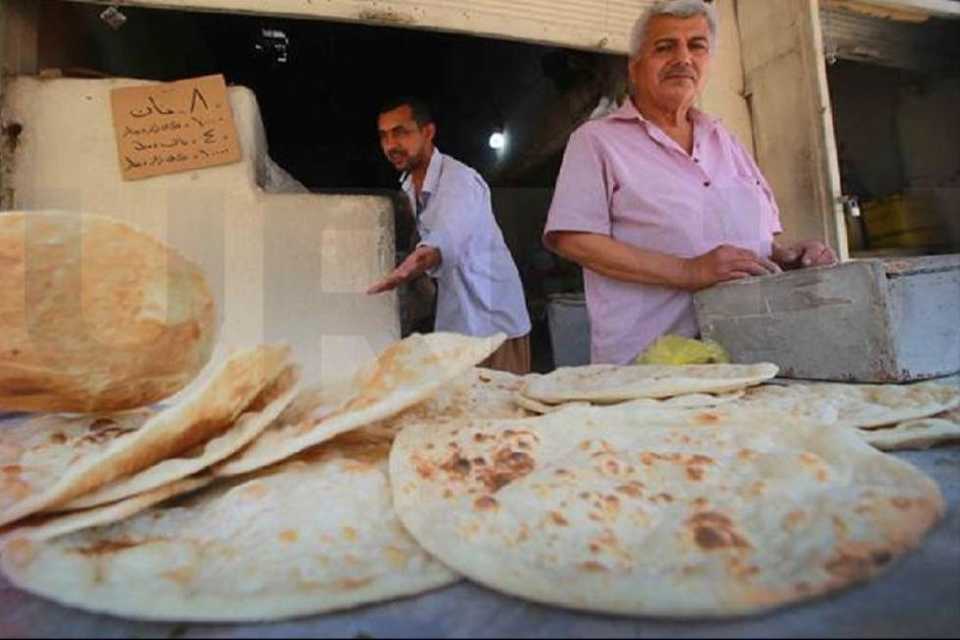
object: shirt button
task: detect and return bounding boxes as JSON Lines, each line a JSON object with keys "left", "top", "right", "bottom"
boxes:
{"left": 703, "top": 181, "right": 711, "bottom": 187}
{"left": 694, "top": 157, "right": 700, "bottom": 163}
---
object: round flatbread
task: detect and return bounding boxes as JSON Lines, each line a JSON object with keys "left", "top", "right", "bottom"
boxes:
{"left": 58, "top": 366, "right": 300, "bottom": 511}
{"left": 390, "top": 405, "right": 943, "bottom": 618}
{"left": 0, "top": 344, "right": 290, "bottom": 527}
{"left": 0, "top": 210, "right": 216, "bottom": 413}
{"left": 512, "top": 392, "right": 590, "bottom": 415}
{"left": 1, "top": 438, "right": 457, "bottom": 622}
{"left": 1, "top": 477, "right": 210, "bottom": 545}
{"left": 521, "top": 363, "right": 778, "bottom": 404}
{"left": 514, "top": 390, "right": 746, "bottom": 415}
{"left": 214, "top": 333, "right": 504, "bottom": 477}
{"left": 402, "top": 367, "right": 533, "bottom": 426}
{"left": 736, "top": 380, "right": 960, "bottom": 429}
{"left": 859, "top": 407, "right": 960, "bottom": 451}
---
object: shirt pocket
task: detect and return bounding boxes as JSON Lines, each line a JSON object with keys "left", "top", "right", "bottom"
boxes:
{"left": 707, "top": 174, "right": 774, "bottom": 257}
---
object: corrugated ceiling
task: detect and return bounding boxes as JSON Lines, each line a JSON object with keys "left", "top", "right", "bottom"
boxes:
{"left": 820, "top": 5, "right": 960, "bottom": 71}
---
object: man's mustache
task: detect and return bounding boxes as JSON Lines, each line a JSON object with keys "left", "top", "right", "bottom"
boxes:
{"left": 661, "top": 64, "right": 697, "bottom": 80}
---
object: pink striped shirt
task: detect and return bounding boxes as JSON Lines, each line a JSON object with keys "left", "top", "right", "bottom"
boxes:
{"left": 544, "top": 99, "right": 782, "bottom": 364}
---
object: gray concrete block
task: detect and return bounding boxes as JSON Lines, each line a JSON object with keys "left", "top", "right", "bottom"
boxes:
{"left": 694, "top": 255, "right": 960, "bottom": 382}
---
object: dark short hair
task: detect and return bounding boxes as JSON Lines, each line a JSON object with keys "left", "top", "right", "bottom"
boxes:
{"left": 379, "top": 96, "right": 433, "bottom": 127}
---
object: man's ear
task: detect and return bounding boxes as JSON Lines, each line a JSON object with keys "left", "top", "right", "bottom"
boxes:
{"left": 423, "top": 122, "right": 437, "bottom": 144}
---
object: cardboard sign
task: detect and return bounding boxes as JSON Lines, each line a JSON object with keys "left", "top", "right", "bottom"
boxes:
{"left": 111, "top": 74, "right": 242, "bottom": 181}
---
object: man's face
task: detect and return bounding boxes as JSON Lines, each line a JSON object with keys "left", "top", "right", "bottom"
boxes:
{"left": 629, "top": 15, "right": 712, "bottom": 111}
{"left": 377, "top": 105, "right": 435, "bottom": 173}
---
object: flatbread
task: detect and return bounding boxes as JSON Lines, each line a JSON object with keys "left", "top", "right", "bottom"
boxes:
{"left": 1, "top": 439, "right": 457, "bottom": 622}
{"left": 646, "top": 391, "right": 745, "bottom": 408}
{"left": 1, "top": 412, "right": 154, "bottom": 520}
{"left": 0, "top": 344, "right": 290, "bottom": 527}
{"left": 214, "top": 333, "right": 504, "bottom": 477}
{"left": 514, "top": 390, "right": 746, "bottom": 415}
{"left": 521, "top": 363, "right": 778, "bottom": 404}
{"left": 413, "top": 367, "right": 533, "bottom": 424}
{"left": 513, "top": 393, "right": 590, "bottom": 415}
{"left": 735, "top": 380, "right": 960, "bottom": 429}
{"left": 859, "top": 408, "right": 960, "bottom": 451}
{"left": 309, "top": 367, "right": 532, "bottom": 460}
{"left": 391, "top": 405, "right": 943, "bottom": 617}
{"left": 1, "top": 477, "right": 210, "bottom": 545}
{"left": 57, "top": 366, "right": 300, "bottom": 511}
{"left": 0, "top": 210, "right": 216, "bottom": 413}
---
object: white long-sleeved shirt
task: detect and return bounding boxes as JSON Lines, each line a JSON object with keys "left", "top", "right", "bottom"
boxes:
{"left": 401, "top": 148, "right": 530, "bottom": 339}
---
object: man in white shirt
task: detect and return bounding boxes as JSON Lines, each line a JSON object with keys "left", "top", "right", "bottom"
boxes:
{"left": 367, "top": 97, "right": 532, "bottom": 374}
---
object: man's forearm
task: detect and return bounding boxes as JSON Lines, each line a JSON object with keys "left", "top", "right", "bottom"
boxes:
{"left": 366, "top": 245, "right": 441, "bottom": 295}
{"left": 411, "top": 245, "right": 442, "bottom": 275}
{"left": 546, "top": 232, "right": 690, "bottom": 289}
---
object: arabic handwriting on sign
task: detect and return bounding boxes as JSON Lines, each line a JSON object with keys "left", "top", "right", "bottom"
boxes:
{"left": 190, "top": 88, "right": 209, "bottom": 113}
{"left": 115, "top": 76, "right": 239, "bottom": 179}
{"left": 129, "top": 96, "right": 178, "bottom": 119}
{"left": 123, "top": 121, "right": 185, "bottom": 138}
{"left": 192, "top": 147, "right": 234, "bottom": 160}
{"left": 126, "top": 147, "right": 232, "bottom": 172}
{"left": 131, "top": 137, "right": 193, "bottom": 152}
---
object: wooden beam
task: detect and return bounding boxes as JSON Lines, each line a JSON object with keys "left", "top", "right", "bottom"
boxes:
{"left": 824, "top": 0, "right": 960, "bottom": 22}
{"left": 59, "top": 0, "right": 657, "bottom": 54}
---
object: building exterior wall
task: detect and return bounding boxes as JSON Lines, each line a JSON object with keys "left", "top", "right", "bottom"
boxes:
{"left": 5, "top": 0, "right": 879, "bottom": 261}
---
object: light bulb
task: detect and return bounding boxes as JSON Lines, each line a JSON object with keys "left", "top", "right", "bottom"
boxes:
{"left": 489, "top": 131, "right": 507, "bottom": 150}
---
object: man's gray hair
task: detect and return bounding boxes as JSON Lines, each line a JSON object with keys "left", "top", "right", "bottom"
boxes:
{"left": 628, "top": 0, "right": 719, "bottom": 58}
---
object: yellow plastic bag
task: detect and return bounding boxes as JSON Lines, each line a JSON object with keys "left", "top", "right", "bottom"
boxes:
{"left": 635, "top": 335, "right": 730, "bottom": 365}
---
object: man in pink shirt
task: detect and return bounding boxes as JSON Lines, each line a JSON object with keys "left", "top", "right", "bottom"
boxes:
{"left": 544, "top": 0, "right": 836, "bottom": 365}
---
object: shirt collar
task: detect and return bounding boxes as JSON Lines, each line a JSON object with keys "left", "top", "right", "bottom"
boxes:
{"left": 607, "top": 97, "right": 720, "bottom": 131}
{"left": 400, "top": 147, "right": 443, "bottom": 197}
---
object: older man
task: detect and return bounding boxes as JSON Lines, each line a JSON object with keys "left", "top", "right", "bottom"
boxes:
{"left": 544, "top": 0, "right": 836, "bottom": 365}
{"left": 367, "top": 97, "right": 532, "bottom": 374}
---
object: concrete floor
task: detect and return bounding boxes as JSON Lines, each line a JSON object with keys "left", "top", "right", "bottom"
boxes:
{"left": 1, "top": 443, "right": 958, "bottom": 638}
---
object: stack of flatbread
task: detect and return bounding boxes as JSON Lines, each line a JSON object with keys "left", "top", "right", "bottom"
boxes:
{"left": 513, "top": 363, "right": 777, "bottom": 414}
{"left": 512, "top": 364, "right": 960, "bottom": 451}
{"left": 729, "top": 380, "right": 960, "bottom": 451}
{"left": 0, "top": 332, "right": 508, "bottom": 621}
{"left": 1, "top": 350, "right": 957, "bottom": 622}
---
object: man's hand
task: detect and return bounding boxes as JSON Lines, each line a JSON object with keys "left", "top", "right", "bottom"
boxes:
{"left": 546, "top": 232, "right": 783, "bottom": 292}
{"left": 366, "top": 245, "right": 441, "bottom": 295}
{"left": 772, "top": 240, "right": 837, "bottom": 270}
{"left": 682, "top": 244, "right": 781, "bottom": 291}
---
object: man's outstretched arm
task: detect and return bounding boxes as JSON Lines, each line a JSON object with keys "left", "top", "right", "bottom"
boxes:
{"left": 366, "top": 245, "right": 442, "bottom": 294}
